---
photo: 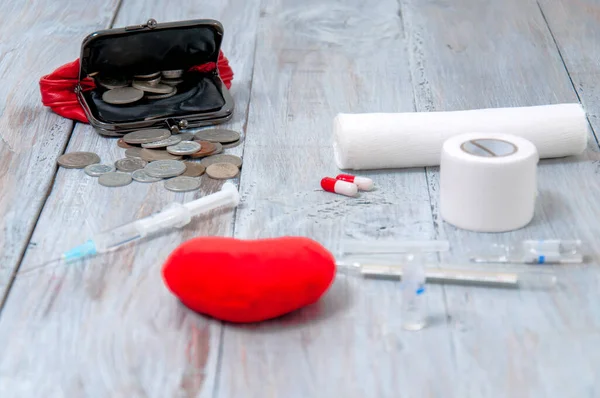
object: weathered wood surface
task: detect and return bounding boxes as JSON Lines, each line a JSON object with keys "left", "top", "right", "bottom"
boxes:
{"left": 216, "top": 1, "right": 456, "bottom": 397}
{"left": 0, "top": 0, "right": 261, "bottom": 396}
{"left": 405, "top": 0, "right": 600, "bottom": 396}
{"left": 0, "top": 0, "right": 121, "bottom": 299}
{"left": 2, "top": 0, "right": 600, "bottom": 396}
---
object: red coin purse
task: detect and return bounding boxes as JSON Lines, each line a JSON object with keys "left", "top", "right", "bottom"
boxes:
{"left": 40, "top": 18, "right": 235, "bottom": 136}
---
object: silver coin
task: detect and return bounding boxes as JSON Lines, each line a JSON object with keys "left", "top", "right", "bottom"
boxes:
{"left": 161, "top": 70, "right": 184, "bottom": 79}
{"left": 166, "top": 141, "right": 202, "bottom": 155}
{"left": 221, "top": 139, "right": 242, "bottom": 149}
{"left": 144, "top": 160, "right": 187, "bottom": 178}
{"left": 98, "top": 172, "right": 132, "bottom": 187}
{"left": 102, "top": 87, "right": 144, "bottom": 105}
{"left": 206, "top": 163, "right": 239, "bottom": 180}
{"left": 96, "top": 76, "right": 128, "bottom": 90}
{"left": 161, "top": 78, "right": 183, "bottom": 86}
{"left": 200, "top": 154, "right": 243, "bottom": 168}
{"left": 134, "top": 71, "right": 160, "bottom": 79}
{"left": 194, "top": 129, "right": 241, "bottom": 144}
{"left": 132, "top": 169, "right": 163, "bottom": 183}
{"left": 147, "top": 87, "right": 177, "bottom": 100}
{"left": 84, "top": 163, "right": 115, "bottom": 177}
{"left": 123, "top": 129, "right": 171, "bottom": 144}
{"left": 141, "top": 135, "right": 182, "bottom": 149}
{"left": 178, "top": 133, "right": 195, "bottom": 141}
{"left": 125, "top": 147, "right": 143, "bottom": 158}
{"left": 164, "top": 176, "right": 201, "bottom": 192}
{"left": 132, "top": 80, "right": 174, "bottom": 94}
{"left": 57, "top": 152, "right": 101, "bottom": 169}
{"left": 139, "top": 148, "right": 182, "bottom": 162}
{"left": 115, "top": 158, "right": 148, "bottom": 172}
{"left": 141, "top": 76, "right": 162, "bottom": 86}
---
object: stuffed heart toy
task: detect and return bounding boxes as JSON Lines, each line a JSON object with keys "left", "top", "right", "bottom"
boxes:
{"left": 162, "top": 236, "right": 337, "bottom": 323}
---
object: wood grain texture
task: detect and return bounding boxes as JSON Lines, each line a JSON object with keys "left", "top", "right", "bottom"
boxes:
{"left": 217, "top": 1, "right": 457, "bottom": 397}
{"left": 0, "top": 0, "right": 121, "bottom": 299}
{"left": 0, "top": 0, "right": 261, "bottom": 396}
{"left": 401, "top": 0, "right": 600, "bottom": 395}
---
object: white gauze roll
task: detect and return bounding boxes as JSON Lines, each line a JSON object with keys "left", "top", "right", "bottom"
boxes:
{"left": 333, "top": 103, "right": 588, "bottom": 170}
{"left": 440, "top": 133, "right": 538, "bottom": 232}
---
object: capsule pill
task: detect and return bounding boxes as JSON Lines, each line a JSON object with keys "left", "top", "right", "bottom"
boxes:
{"left": 320, "top": 177, "right": 358, "bottom": 197}
{"left": 336, "top": 174, "right": 374, "bottom": 191}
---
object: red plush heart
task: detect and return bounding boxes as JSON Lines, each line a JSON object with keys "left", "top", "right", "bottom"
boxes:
{"left": 162, "top": 236, "right": 337, "bottom": 323}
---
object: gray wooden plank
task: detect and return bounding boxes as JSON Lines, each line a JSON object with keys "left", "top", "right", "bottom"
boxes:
{"left": 0, "top": 0, "right": 121, "bottom": 300}
{"left": 401, "top": 0, "right": 600, "bottom": 395}
{"left": 217, "top": 1, "right": 458, "bottom": 397}
{"left": 0, "top": 1, "right": 261, "bottom": 396}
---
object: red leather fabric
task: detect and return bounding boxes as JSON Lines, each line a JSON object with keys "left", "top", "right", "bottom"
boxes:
{"left": 39, "top": 51, "right": 234, "bottom": 123}
{"left": 162, "top": 237, "right": 337, "bottom": 323}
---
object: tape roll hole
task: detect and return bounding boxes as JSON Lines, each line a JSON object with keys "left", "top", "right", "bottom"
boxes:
{"left": 460, "top": 139, "right": 517, "bottom": 158}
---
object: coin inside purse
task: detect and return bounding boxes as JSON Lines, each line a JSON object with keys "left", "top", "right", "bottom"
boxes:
{"left": 78, "top": 20, "right": 233, "bottom": 128}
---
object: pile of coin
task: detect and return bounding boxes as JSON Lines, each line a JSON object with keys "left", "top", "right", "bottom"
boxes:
{"left": 98, "top": 70, "right": 185, "bottom": 105}
{"left": 56, "top": 128, "right": 243, "bottom": 192}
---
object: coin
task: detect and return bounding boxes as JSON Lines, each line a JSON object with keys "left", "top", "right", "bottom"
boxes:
{"left": 210, "top": 142, "right": 223, "bottom": 155}
{"left": 139, "top": 148, "right": 182, "bottom": 162}
{"left": 84, "top": 164, "right": 115, "bottom": 177}
{"left": 200, "top": 154, "right": 243, "bottom": 168}
{"left": 194, "top": 129, "right": 241, "bottom": 143}
{"left": 141, "top": 135, "right": 182, "bottom": 149}
{"left": 147, "top": 87, "right": 177, "bottom": 100}
{"left": 222, "top": 139, "right": 242, "bottom": 149}
{"left": 132, "top": 169, "right": 163, "bottom": 183}
{"left": 140, "top": 75, "right": 161, "bottom": 86}
{"left": 98, "top": 172, "right": 132, "bottom": 187}
{"left": 166, "top": 141, "right": 202, "bottom": 155}
{"left": 144, "top": 160, "right": 187, "bottom": 178}
{"left": 164, "top": 176, "right": 201, "bottom": 192}
{"left": 124, "top": 129, "right": 171, "bottom": 144}
{"left": 161, "top": 78, "right": 183, "bottom": 86}
{"left": 57, "top": 152, "right": 101, "bottom": 169}
{"left": 115, "top": 158, "right": 148, "bottom": 172}
{"left": 182, "top": 162, "right": 206, "bottom": 177}
{"left": 132, "top": 81, "right": 174, "bottom": 94}
{"left": 117, "top": 138, "right": 135, "bottom": 149}
{"left": 96, "top": 76, "right": 128, "bottom": 90}
{"left": 125, "top": 147, "right": 143, "bottom": 158}
{"left": 178, "top": 133, "right": 195, "bottom": 141}
{"left": 134, "top": 71, "right": 160, "bottom": 79}
{"left": 188, "top": 141, "right": 218, "bottom": 159}
{"left": 162, "top": 70, "right": 184, "bottom": 79}
{"left": 206, "top": 163, "right": 239, "bottom": 180}
{"left": 102, "top": 87, "right": 144, "bottom": 105}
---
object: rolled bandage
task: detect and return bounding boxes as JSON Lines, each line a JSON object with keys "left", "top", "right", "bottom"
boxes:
{"left": 333, "top": 103, "right": 588, "bottom": 170}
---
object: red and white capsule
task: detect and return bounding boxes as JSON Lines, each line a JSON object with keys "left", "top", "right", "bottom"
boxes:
{"left": 336, "top": 174, "right": 374, "bottom": 191}
{"left": 321, "top": 177, "right": 358, "bottom": 197}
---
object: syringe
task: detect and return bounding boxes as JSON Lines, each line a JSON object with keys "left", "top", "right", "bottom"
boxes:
{"left": 336, "top": 261, "right": 558, "bottom": 289}
{"left": 470, "top": 239, "right": 583, "bottom": 264}
{"left": 61, "top": 182, "right": 240, "bottom": 263}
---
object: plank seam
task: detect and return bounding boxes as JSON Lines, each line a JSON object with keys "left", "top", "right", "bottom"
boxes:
{"left": 0, "top": 121, "right": 76, "bottom": 313}
{"left": 0, "top": 0, "right": 124, "bottom": 313}
{"left": 536, "top": 0, "right": 600, "bottom": 147}
{"left": 212, "top": 6, "right": 263, "bottom": 397}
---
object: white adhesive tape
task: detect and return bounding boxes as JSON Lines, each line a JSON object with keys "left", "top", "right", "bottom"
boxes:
{"left": 440, "top": 133, "right": 539, "bottom": 232}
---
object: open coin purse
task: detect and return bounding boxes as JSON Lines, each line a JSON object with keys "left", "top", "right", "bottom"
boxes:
{"left": 76, "top": 19, "right": 234, "bottom": 137}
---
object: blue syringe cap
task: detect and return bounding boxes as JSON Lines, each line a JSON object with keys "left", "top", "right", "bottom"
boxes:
{"left": 62, "top": 240, "right": 97, "bottom": 263}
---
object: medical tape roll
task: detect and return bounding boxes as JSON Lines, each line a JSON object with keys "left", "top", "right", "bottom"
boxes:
{"left": 333, "top": 103, "right": 587, "bottom": 170}
{"left": 440, "top": 133, "right": 539, "bottom": 233}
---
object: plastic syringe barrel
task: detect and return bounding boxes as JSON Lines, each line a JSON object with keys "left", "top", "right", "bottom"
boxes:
{"left": 135, "top": 182, "right": 240, "bottom": 237}
{"left": 341, "top": 239, "right": 450, "bottom": 255}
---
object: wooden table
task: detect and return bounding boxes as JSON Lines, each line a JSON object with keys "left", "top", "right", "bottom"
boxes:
{"left": 1, "top": 0, "right": 599, "bottom": 396}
